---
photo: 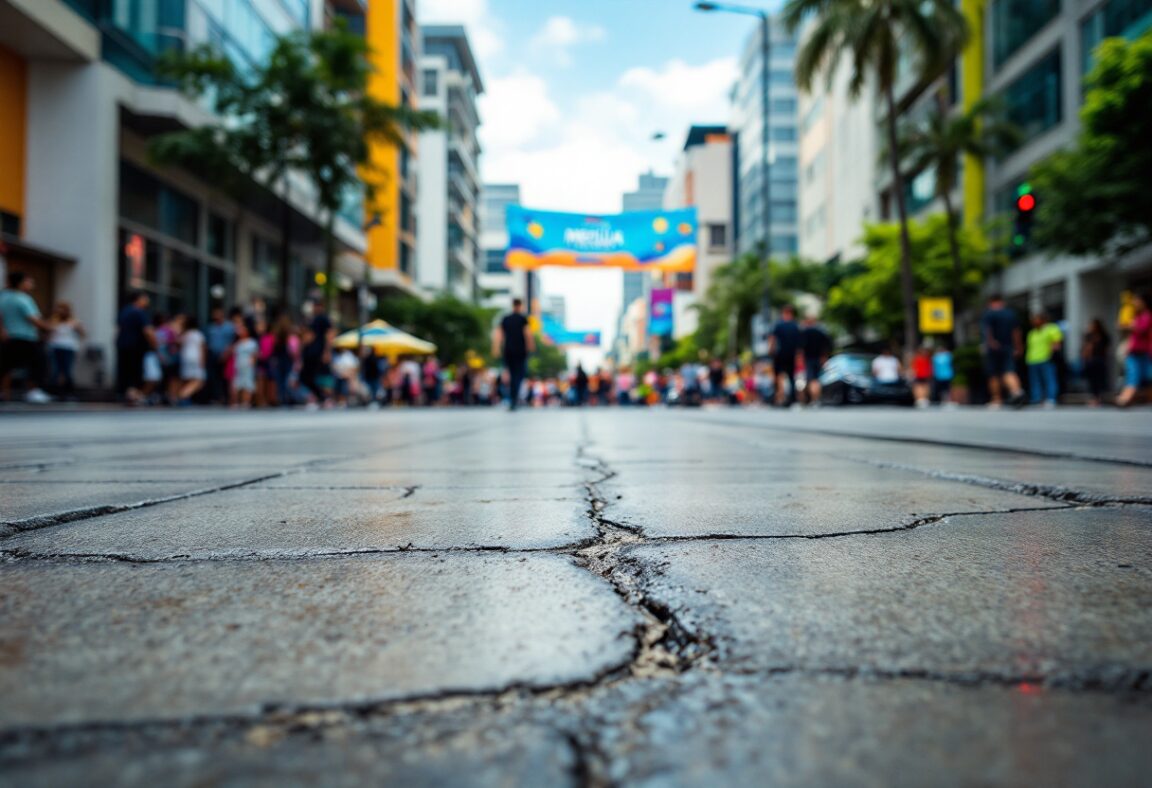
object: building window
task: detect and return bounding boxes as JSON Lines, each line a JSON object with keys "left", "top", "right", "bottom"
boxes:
{"left": 708, "top": 224, "right": 728, "bottom": 249}
{"left": 422, "top": 68, "right": 438, "bottom": 96}
{"left": 0, "top": 211, "right": 20, "bottom": 236}
{"left": 770, "top": 98, "right": 797, "bottom": 115}
{"left": 992, "top": 0, "right": 1061, "bottom": 68}
{"left": 770, "top": 70, "right": 794, "bottom": 85}
{"left": 249, "top": 235, "right": 282, "bottom": 298}
{"left": 771, "top": 126, "right": 797, "bottom": 142}
{"left": 206, "top": 213, "right": 232, "bottom": 260}
{"left": 770, "top": 235, "right": 798, "bottom": 254}
{"left": 1082, "top": 0, "right": 1152, "bottom": 73}
{"left": 770, "top": 201, "right": 798, "bottom": 224}
{"left": 484, "top": 249, "right": 507, "bottom": 273}
{"left": 1002, "top": 48, "right": 1063, "bottom": 145}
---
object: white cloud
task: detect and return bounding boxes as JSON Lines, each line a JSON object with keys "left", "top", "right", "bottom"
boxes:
{"left": 478, "top": 72, "right": 561, "bottom": 150}
{"left": 419, "top": 0, "right": 503, "bottom": 59}
{"left": 619, "top": 57, "right": 740, "bottom": 112}
{"left": 529, "top": 16, "right": 607, "bottom": 67}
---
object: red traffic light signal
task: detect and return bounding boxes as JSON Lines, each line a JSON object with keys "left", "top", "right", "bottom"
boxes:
{"left": 1016, "top": 193, "right": 1036, "bottom": 212}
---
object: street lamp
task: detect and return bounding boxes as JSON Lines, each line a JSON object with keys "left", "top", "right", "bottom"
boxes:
{"left": 693, "top": 1, "right": 774, "bottom": 333}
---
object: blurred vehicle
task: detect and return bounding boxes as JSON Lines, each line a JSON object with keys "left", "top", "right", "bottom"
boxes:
{"left": 819, "top": 353, "right": 914, "bottom": 406}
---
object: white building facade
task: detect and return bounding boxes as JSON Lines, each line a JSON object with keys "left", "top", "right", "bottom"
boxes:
{"left": 0, "top": 0, "right": 363, "bottom": 390}
{"left": 415, "top": 24, "right": 483, "bottom": 303}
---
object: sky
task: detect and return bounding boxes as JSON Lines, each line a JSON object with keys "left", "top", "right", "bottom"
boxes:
{"left": 419, "top": 0, "right": 770, "bottom": 364}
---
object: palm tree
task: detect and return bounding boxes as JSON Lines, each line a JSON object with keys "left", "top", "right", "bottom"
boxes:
{"left": 781, "top": 0, "right": 969, "bottom": 357}
{"left": 896, "top": 95, "right": 1021, "bottom": 329}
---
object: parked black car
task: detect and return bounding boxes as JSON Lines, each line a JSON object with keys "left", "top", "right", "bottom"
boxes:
{"left": 819, "top": 353, "right": 914, "bottom": 406}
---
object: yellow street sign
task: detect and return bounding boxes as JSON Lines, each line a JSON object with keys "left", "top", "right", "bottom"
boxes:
{"left": 919, "top": 297, "right": 954, "bottom": 334}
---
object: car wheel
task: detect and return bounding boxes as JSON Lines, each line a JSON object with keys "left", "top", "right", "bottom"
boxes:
{"left": 824, "top": 385, "right": 846, "bottom": 406}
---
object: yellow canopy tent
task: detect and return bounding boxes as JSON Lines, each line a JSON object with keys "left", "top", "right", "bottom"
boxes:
{"left": 333, "top": 320, "right": 437, "bottom": 358}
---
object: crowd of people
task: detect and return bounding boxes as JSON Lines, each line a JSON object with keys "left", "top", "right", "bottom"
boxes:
{"left": 2, "top": 271, "right": 1150, "bottom": 410}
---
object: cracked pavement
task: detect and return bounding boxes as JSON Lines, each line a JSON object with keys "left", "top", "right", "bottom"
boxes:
{"left": 1, "top": 407, "right": 1151, "bottom": 786}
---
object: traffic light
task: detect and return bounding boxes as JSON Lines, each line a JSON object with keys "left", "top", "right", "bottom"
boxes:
{"left": 1011, "top": 182, "right": 1037, "bottom": 254}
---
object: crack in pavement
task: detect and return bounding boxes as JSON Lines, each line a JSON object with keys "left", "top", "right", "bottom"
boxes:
{"left": 684, "top": 413, "right": 1152, "bottom": 468}
{"left": 847, "top": 457, "right": 1152, "bottom": 506}
{"left": 0, "top": 425, "right": 502, "bottom": 540}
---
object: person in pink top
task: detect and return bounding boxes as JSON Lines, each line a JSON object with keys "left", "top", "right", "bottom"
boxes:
{"left": 1117, "top": 292, "right": 1151, "bottom": 408}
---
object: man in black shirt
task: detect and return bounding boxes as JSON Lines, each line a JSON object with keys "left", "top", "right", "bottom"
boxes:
{"left": 492, "top": 298, "right": 534, "bottom": 410}
{"left": 116, "top": 291, "right": 153, "bottom": 403}
{"left": 980, "top": 294, "right": 1025, "bottom": 407}
{"left": 767, "top": 304, "right": 801, "bottom": 407}
{"left": 800, "top": 314, "right": 831, "bottom": 404}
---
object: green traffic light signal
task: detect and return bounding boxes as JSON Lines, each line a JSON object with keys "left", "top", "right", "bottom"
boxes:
{"left": 1016, "top": 182, "right": 1032, "bottom": 197}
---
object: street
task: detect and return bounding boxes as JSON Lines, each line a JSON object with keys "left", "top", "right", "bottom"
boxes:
{"left": 1, "top": 407, "right": 1151, "bottom": 786}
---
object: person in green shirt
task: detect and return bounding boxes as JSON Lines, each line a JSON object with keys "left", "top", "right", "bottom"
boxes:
{"left": 1025, "top": 312, "right": 1063, "bottom": 407}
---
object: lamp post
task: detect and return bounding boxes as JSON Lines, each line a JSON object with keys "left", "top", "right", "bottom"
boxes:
{"left": 694, "top": 1, "right": 773, "bottom": 334}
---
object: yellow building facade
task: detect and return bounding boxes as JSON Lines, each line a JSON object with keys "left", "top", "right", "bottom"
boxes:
{"left": 365, "top": 0, "right": 418, "bottom": 284}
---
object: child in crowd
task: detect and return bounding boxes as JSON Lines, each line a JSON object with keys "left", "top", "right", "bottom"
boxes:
{"left": 911, "top": 346, "right": 933, "bottom": 408}
{"left": 932, "top": 343, "right": 955, "bottom": 407}
{"left": 230, "top": 320, "right": 259, "bottom": 408}
{"left": 46, "top": 302, "right": 85, "bottom": 398}
{"left": 178, "top": 316, "right": 206, "bottom": 405}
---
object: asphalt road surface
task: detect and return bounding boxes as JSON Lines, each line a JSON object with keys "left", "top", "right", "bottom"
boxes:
{"left": 1, "top": 407, "right": 1150, "bottom": 786}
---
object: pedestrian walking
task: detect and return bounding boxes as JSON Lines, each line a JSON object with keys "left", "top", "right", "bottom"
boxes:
{"left": 115, "top": 291, "right": 153, "bottom": 404}
{"left": 800, "top": 314, "right": 830, "bottom": 405}
{"left": 911, "top": 346, "right": 933, "bottom": 408}
{"left": 767, "top": 305, "right": 801, "bottom": 407}
{"left": 492, "top": 298, "right": 533, "bottom": 411}
{"left": 1081, "top": 319, "right": 1111, "bottom": 407}
{"left": 932, "top": 343, "right": 956, "bottom": 407}
{"left": 230, "top": 320, "right": 258, "bottom": 408}
{"left": 1025, "top": 312, "right": 1063, "bottom": 407}
{"left": 0, "top": 271, "right": 52, "bottom": 403}
{"left": 574, "top": 363, "right": 589, "bottom": 406}
{"left": 1116, "top": 292, "right": 1151, "bottom": 408}
{"left": 204, "top": 307, "right": 236, "bottom": 404}
{"left": 872, "top": 346, "right": 903, "bottom": 385}
{"left": 422, "top": 356, "right": 441, "bottom": 406}
{"left": 270, "top": 315, "right": 300, "bottom": 406}
{"left": 980, "top": 294, "right": 1026, "bottom": 408}
{"left": 46, "top": 302, "right": 85, "bottom": 399}
{"left": 178, "top": 315, "right": 207, "bottom": 405}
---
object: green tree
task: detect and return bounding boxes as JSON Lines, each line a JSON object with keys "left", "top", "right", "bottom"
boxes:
{"left": 1031, "top": 30, "right": 1152, "bottom": 258}
{"left": 529, "top": 338, "right": 569, "bottom": 379}
{"left": 376, "top": 294, "right": 496, "bottom": 365}
{"left": 824, "top": 215, "right": 1004, "bottom": 340}
{"left": 693, "top": 254, "right": 831, "bottom": 356}
{"left": 782, "top": 0, "right": 969, "bottom": 356}
{"left": 152, "top": 24, "right": 439, "bottom": 312}
{"left": 896, "top": 95, "right": 1020, "bottom": 323}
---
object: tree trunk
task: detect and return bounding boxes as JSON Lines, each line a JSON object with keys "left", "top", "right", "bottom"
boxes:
{"left": 883, "top": 86, "right": 919, "bottom": 360}
{"left": 941, "top": 190, "right": 965, "bottom": 344}
{"left": 278, "top": 176, "right": 292, "bottom": 317}
{"left": 324, "top": 210, "right": 338, "bottom": 316}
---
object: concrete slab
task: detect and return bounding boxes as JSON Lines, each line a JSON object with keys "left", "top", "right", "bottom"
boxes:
{"left": 0, "top": 726, "right": 578, "bottom": 788}
{"left": 0, "top": 553, "right": 640, "bottom": 727}
{"left": 603, "top": 475, "right": 1063, "bottom": 537}
{"left": 624, "top": 508, "right": 1152, "bottom": 683}
{"left": 588, "top": 673, "right": 1152, "bottom": 787}
{"left": 0, "top": 480, "right": 260, "bottom": 529}
{"left": 255, "top": 469, "right": 585, "bottom": 491}
{"left": 3, "top": 487, "right": 593, "bottom": 558}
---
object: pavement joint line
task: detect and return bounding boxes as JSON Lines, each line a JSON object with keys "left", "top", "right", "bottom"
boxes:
{"left": 847, "top": 457, "right": 1152, "bottom": 506}
{"left": 683, "top": 412, "right": 1152, "bottom": 468}
{"left": 0, "top": 472, "right": 291, "bottom": 538}
{"left": 0, "top": 423, "right": 506, "bottom": 538}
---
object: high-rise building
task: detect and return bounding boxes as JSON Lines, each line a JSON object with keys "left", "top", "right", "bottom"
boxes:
{"left": 620, "top": 170, "right": 669, "bottom": 313}
{"left": 0, "top": 0, "right": 355, "bottom": 389}
{"left": 664, "top": 126, "right": 735, "bottom": 304}
{"left": 478, "top": 183, "right": 529, "bottom": 311}
{"left": 729, "top": 17, "right": 801, "bottom": 259}
{"left": 975, "top": 0, "right": 1151, "bottom": 357}
{"left": 796, "top": 0, "right": 1152, "bottom": 358}
{"left": 796, "top": 67, "right": 879, "bottom": 263}
{"left": 415, "top": 24, "right": 483, "bottom": 302}
{"left": 365, "top": 0, "right": 420, "bottom": 295}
